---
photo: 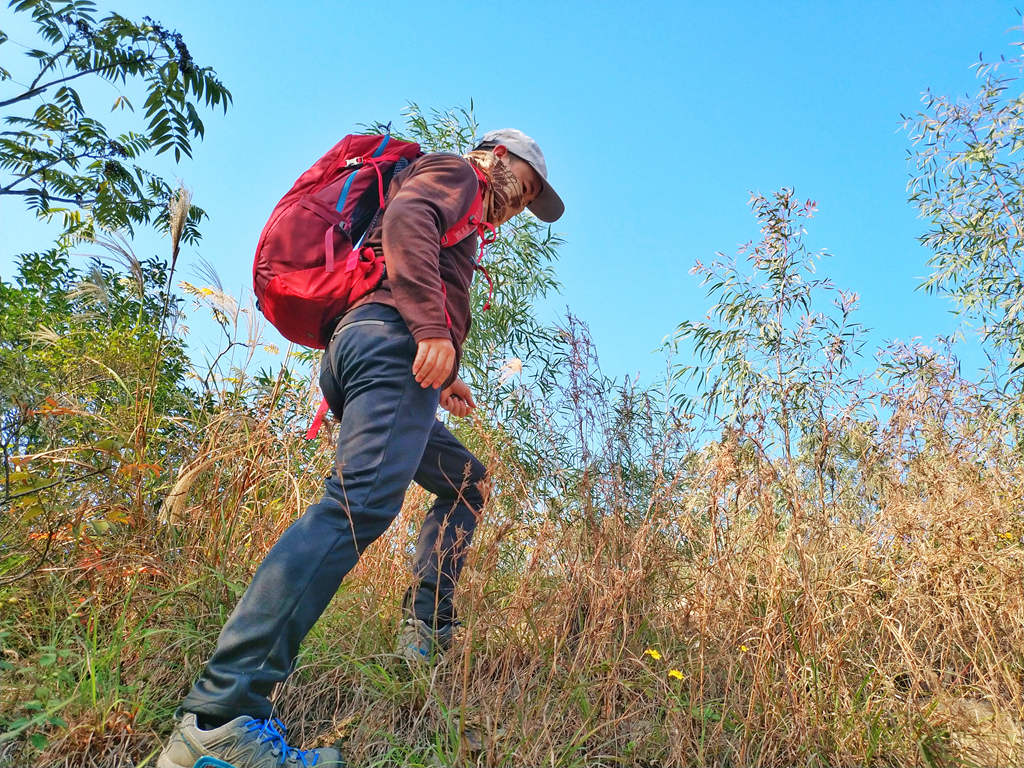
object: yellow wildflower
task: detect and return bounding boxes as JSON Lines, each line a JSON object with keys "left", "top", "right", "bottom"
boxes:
{"left": 740, "top": 645, "right": 749, "bottom": 653}
{"left": 1000, "top": 532, "right": 1014, "bottom": 540}
{"left": 668, "top": 669, "right": 684, "bottom": 680}
{"left": 644, "top": 648, "right": 662, "bottom": 661}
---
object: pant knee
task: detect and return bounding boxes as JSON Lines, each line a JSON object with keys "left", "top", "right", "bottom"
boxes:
{"left": 306, "top": 485, "right": 396, "bottom": 551}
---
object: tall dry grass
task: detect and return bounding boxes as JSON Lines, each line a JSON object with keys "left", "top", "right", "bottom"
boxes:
{"left": 3, "top": 309, "right": 1023, "bottom": 768}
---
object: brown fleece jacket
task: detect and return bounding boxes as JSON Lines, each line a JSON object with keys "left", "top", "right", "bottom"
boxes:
{"left": 352, "top": 153, "right": 482, "bottom": 387}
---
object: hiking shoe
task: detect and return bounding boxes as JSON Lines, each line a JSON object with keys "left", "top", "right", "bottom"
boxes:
{"left": 396, "top": 617, "right": 455, "bottom": 664}
{"left": 157, "top": 712, "right": 344, "bottom": 768}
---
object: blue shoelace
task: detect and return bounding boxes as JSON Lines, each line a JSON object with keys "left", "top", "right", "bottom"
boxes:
{"left": 244, "top": 718, "right": 321, "bottom": 767}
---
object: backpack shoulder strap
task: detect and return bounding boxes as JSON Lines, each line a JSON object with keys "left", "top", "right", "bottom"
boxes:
{"left": 439, "top": 163, "right": 487, "bottom": 248}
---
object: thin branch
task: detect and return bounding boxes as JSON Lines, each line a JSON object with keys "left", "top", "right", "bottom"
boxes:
{"left": 0, "top": 149, "right": 95, "bottom": 194}
{"left": 0, "top": 188, "right": 87, "bottom": 204}
{"left": 0, "top": 64, "right": 119, "bottom": 109}
{"left": 1, "top": 422, "right": 12, "bottom": 502}
{"left": 0, "top": 525, "right": 55, "bottom": 586}
{"left": 24, "top": 38, "right": 74, "bottom": 95}
{"left": 202, "top": 340, "right": 246, "bottom": 394}
{"left": 0, "top": 462, "right": 113, "bottom": 506}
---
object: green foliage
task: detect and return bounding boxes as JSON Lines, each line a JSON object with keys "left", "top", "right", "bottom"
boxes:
{"left": 905, "top": 33, "right": 1024, "bottom": 392}
{"left": 1, "top": 243, "right": 191, "bottom": 451}
{"left": 0, "top": 0, "right": 231, "bottom": 245}
{"left": 0, "top": 240, "right": 197, "bottom": 577}
{"left": 667, "top": 189, "right": 867, "bottom": 461}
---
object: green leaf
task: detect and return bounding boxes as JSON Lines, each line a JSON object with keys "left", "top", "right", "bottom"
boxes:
{"left": 88, "top": 519, "right": 110, "bottom": 535}
{"left": 19, "top": 502, "right": 47, "bottom": 523}
{"left": 91, "top": 437, "right": 123, "bottom": 453}
{"left": 2, "top": 1, "right": 231, "bottom": 247}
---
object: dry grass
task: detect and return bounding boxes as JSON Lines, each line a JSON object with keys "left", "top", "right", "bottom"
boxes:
{"left": 3, "top": 330, "right": 1023, "bottom": 768}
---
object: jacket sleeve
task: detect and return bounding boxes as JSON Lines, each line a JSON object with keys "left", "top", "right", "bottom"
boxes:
{"left": 380, "top": 153, "right": 479, "bottom": 343}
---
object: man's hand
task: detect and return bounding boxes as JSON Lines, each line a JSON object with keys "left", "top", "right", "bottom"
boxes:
{"left": 440, "top": 377, "right": 476, "bottom": 418}
{"left": 413, "top": 337, "right": 455, "bottom": 389}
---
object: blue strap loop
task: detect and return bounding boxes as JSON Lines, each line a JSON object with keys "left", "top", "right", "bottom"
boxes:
{"left": 337, "top": 130, "right": 391, "bottom": 214}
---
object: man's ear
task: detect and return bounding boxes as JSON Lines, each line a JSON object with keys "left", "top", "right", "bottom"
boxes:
{"left": 492, "top": 144, "right": 509, "bottom": 159}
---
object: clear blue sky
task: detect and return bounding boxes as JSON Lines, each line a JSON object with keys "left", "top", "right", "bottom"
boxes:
{"left": 2, "top": 1, "right": 1020, "bottom": 386}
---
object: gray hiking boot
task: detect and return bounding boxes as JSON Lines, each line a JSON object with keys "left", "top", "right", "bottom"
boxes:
{"left": 157, "top": 712, "right": 344, "bottom": 768}
{"left": 396, "top": 617, "right": 455, "bottom": 664}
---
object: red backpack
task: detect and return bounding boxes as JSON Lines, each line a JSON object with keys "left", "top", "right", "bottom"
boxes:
{"left": 253, "top": 131, "right": 489, "bottom": 349}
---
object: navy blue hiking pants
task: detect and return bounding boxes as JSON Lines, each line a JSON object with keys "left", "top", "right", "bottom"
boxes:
{"left": 181, "top": 303, "right": 488, "bottom": 720}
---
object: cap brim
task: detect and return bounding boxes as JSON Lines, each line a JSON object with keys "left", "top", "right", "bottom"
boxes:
{"left": 527, "top": 180, "right": 564, "bottom": 222}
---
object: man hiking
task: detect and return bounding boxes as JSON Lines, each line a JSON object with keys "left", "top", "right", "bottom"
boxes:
{"left": 157, "top": 128, "right": 564, "bottom": 768}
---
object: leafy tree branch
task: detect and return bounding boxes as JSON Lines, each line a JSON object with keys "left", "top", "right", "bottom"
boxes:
{"left": 0, "top": 0, "right": 231, "bottom": 246}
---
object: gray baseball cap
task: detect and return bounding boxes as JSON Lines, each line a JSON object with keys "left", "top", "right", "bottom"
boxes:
{"left": 476, "top": 128, "right": 564, "bottom": 222}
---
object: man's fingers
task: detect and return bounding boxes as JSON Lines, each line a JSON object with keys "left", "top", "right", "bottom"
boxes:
{"left": 420, "top": 347, "right": 444, "bottom": 388}
{"left": 449, "top": 378, "right": 475, "bottom": 408}
{"left": 445, "top": 394, "right": 477, "bottom": 418}
{"left": 414, "top": 339, "right": 455, "bottom": 389}
{"left": 412, "top": 344, "right": 427, "bottom": 378}
{"left": 430, "top": 348, "right": 454, "bottom": 389}
{"left": 419, "top": 350, "right": 437, "bottom": 387}
{"left": 441, "top": 391, "right": 474, "bottom": 417}
{"left": 417, "top": 346, "right": 438, "bottom": 386}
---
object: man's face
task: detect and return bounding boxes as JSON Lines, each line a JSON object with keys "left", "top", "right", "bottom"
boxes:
{"left": 494, "top": 145, "right": 543, "bottom": 208}
{"left": 506, "top": 154, "right": 543, "bottom": 207}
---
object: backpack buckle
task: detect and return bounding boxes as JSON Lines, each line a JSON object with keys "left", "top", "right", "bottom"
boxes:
{"left": 345, "top": 156, "right": 364, "bottom": 167}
